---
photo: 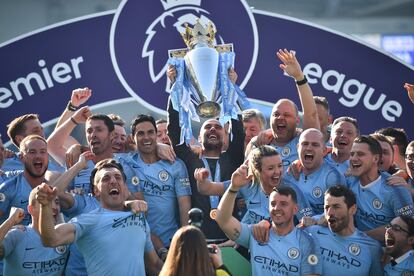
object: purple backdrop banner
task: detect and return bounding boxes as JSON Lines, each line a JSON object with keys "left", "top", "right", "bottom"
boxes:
{"left": 1, "top": 0, "right": 413, "bottom": 140}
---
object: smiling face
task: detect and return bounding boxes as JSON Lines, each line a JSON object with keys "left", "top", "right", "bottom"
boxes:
{"left": 298, "top": 129, "right": 326, "bottom": 174}
{"left": 258, "top": 155, "right": 283, "bottom": 190}
{"left": 111, "top": 125, "right": 127, "bottom": 153}
{"left": 86, "top": 119, "right": 113, "bottom": 156}
{"left": 243, "top": 118, "right": 262, "bottom": 146}
{"left": 331, "top": 121, "right": 358, "bottom": 156}
{"left": 349, "top": 142, "right": 379, "bottom": 178}
{"left": 270, "top": 100, "right": 299, "bottom": 144}
{"left": 269, "top": 192, "right": 298, "bottom": 227}
{"left": 200, "top": 119, "right": 224, "bottom": 151}
{"left": 20, "top": 138, "right": 49, "bottom": 179}
{"left": 93, "top": 166, "right": 129, "bottom": 211}
{"left": 385, "top": 217, "right": 414, "bottom": 258}
{"left": 134, "top": 121, "right": 158, "bottom": 156}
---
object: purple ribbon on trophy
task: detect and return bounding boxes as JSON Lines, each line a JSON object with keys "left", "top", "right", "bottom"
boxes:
{"left": 168, "top": 20, "right": 250, "bottom": 145}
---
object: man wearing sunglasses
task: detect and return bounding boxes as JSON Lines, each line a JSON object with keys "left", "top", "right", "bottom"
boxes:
{"left": 384, "top": 215, "right": 414, "bottom": 275}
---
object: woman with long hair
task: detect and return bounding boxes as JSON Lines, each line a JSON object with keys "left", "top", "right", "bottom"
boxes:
{"left": 159, "top": 226, "right": 231, "bottom": 276}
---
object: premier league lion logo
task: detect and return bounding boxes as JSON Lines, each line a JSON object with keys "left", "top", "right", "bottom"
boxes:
{"left": 110, "top": 0, "right": 257, "bottom": 113}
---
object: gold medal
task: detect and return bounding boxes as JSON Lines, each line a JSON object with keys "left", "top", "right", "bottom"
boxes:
{"left": 210, "top": 209, "right": 218, "bottom": 220}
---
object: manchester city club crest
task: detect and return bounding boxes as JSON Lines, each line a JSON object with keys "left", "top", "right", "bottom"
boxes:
{"left": 307, "top": 254, "right": 318, "bottom": 265}
{"left": 0, "top": 193, "right": 5, "bottom": 202}
{"left": 158, "top": 170, "right": 169, "bottom": 181}
{"left": 281, "top": 146, "right": 291, "bottom": 157}
{"left": 348, "top": 243, "right": 360, "bottom": 256}
{"left": 372, "top": 198, "right": 383, "bottom": 210}
{"left": 109, "top": 0, "right": 258, "bottom": 114}
{"left": 55, "top": 245, "right": 67, "bottom": 255}
{"left": 132, "top": 176, "right": 140, "bottom": 186}
{"left": 287, "top": 247, "right": 299, "bottom": 259}
{"left": 312, "top": 187, "right": 322, "bottom": 198}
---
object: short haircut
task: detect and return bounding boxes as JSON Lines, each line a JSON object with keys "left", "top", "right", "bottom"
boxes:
{"left": 407, "top": 141, "right": 414, "bottom": 150}
{"left": 332, "top": 116, "right": 359, "bottom": 134}
{"left": 7, "top": 114, "right": 40, "bottom": 147}
{"left": 271, "top": 186, "right": 297, "bottom": 203}
{"left": 156, "top": 119, "right": 167, "bottom": 125}
{"left": 314, "top": 96, "right": 330, "bottom": 114}
{"left": 273, "top": 99, "right": 299, "bottom": 116}
{"left": 325, "top": 185, "right": 356, "bottom": 209}
{"left": 89, "top": 159, "right": 126, "bottom": 195}
{"left": 107, "top": 114, "right": 125, "bottom": 127}
{"left": 19, "top": 135, "right": 47, "bottom": 152}
{"left": 130, "top": 114, "right": 157, "bottom": 136}
{"left": 370, "top": 133, "right": 394, "bottom": 154}
{"left": 242, "top": 109, "right": 266, "bottom": 130}
{"left": 400, "top": 215, "right": 414, "bottom": 237}
{"left": 376, "top": 127, "right": 408, "bottom": 157}
{"left": 87, "top": 114, "right": 115, "bottom": 133}
{"left": 353, "top": 135, "right": 382, "bottom": 164}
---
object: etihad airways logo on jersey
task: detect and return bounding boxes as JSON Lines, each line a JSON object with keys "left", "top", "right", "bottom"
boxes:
{"left": 320, "top": 246, "right": 361, "bottom": 268}
{"left": 143, "top": 180, "right": 172, "bottom": 195}
{"left": 112, "top": 213, "right": 146, "bottom": 229}
{"left": 109, "top": 0, "right": 257, "bottom": 111}
{"left": 253, "top": 256, "right": 299, "bottom": 273}
{"left": 23, "top": 256, "right": 67, "bottom": 274}
{"left": 357, "top": 209, "right": 394, "bottom": 224}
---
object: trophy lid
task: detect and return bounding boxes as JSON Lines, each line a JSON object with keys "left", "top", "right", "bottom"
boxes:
{"left": 181, "top": 19, "right": 216, "bottom": 49}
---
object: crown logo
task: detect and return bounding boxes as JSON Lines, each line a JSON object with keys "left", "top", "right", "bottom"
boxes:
{"left": 161, "top": 0, "right": 202, "bottom": 10}
{"left": 181, "top": 20, "right": 216, "bottom": 49}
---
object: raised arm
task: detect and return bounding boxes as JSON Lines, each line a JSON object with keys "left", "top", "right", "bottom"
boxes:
{"left": 0, "top": 207, "right": 25, "bottom": 259}
{"left": 277, "top": 49, "right": 320, "bottom": 131}
{"left": 37, "top": 183, "right": 75, "bottom": 247}
{"left": 55, "top": 87, "right": 92, "bottom": 129}
{"left": 404, "top": 83, "right": 414, "bottom": 104}
{"left": 49, "top": 151, "right": 93, "bottom": 209}
{"left": 47, "top": 106, "right": 91, "bottom": 166}
{"left": 216, "top": 164, "right": 252, "bottom": 240}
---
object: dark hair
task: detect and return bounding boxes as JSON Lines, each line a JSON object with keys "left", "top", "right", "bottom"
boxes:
{"left": 332, "top": 116, "right": 359, "bottom": 134}
{"left": 160, "top": 226, "right": 214, "bottom": 276}
{"left": 271, "top": 186, "right": 297, "bottom": 203}
{"left": 370, "top": 133, "right": 394, "bottom": 154}
{"left": 400, "top": 215, "right": 414, "bottom": 237}
{"left": 325, "top": 185, "right": 356, "bottom": 209}
{"left": 353, "top": 135, "right": 382, "bottom": 165}
{"left": 313, "top": 96, "right": 330, "bottom": 114}
{"left": 7, "top": 114, "right": 40, "bottom": 147}
{"left": 376, "top": 127, "right": 408, "bottom": 157}
{"left": 156, "top": 119, "right": 167, "bottom": 125}
{"left": 130, "top": 114, "right": 157, "bottom": 136}
{"left": 89, "top": 159, "right": 126, "bottom": 195}
{"left": 107, "top": 114, "right": 126, "bottom": 127}
{"left": 87, "top": 114, "right": 115, "bottom": 133}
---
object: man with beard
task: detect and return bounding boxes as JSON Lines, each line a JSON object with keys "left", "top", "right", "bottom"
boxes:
{"left": 215, "top": 166, "right": 322, "bottom": 276}
{"left": 47, "top": 111, "right": 139, "bottom": 195}
{"left": 0, "top": 135, "right": 57, "bottom": 225}
{"left": 0, "top": 189, "right": 69, "bottom": 276}
{"left": 324, "top": 117, "right": 359, "bottom": 174}
{"left": 246, "top": 49, "right": 320, "bottom": 171}
{"left": 347, "top": 135, "right": 414, "bottom": 241}
{"left": 404, "top": 141, "right": 414, "bottom": 199}
{"left": 167, "top": 101, "right": 245, "bottom": 240}
{"left": 36, "top": 159, "right": 163, "bottom": 276}
{"left": 284, "top": 128, "right": 345, "bottom": 214}
{"left": 383, "top": 215, "right": 414, "bottom": 275}
{"left": 306, "top": 185, "right": 383, "bottom": 276}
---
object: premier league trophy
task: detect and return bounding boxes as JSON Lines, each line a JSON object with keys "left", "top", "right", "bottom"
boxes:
{"left": 168, "top": 19, "right": 250, "bottom": 145}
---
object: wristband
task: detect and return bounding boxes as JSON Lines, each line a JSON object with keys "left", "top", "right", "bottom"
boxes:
{"left": 70, "top": 117, "right": 79, "bottom": 125}
{"left": 228, "top": 188, "right": 239, "bottom": 194}
{"left": 66, "top": 101, "right": 78, "bottom": 111}
{"left": 296, "top": 76, "right": 307, "bottom": 86}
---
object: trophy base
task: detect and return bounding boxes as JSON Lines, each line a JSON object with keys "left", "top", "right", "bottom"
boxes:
{"left": 196, "top": 102, "right": 221, "bottom": 118}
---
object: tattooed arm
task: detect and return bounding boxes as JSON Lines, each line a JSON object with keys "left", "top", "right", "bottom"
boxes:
{"left": 216, "top": 164, "right": 251, "bottom": 241}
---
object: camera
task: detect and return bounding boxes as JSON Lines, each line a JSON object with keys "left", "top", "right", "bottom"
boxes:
{"left": 207, "top": 244, "right": 217, "bottom": 254}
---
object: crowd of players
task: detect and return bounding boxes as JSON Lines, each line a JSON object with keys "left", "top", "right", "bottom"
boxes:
{"left": 0, "top": 49, "right": 413, "bottom": 275}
